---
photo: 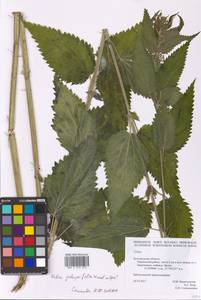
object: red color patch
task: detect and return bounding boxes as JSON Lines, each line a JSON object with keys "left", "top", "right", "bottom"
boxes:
{"left": 24, "top": 236, "right": 35, "bottom": 246}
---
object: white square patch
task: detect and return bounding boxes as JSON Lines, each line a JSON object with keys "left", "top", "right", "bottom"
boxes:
{"left": 36, "top": 258, "right": 46, "bottom": 267}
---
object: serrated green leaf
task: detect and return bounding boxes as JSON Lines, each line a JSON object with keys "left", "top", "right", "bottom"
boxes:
{"left": 53, "top": 75, "right": 62, "bottom": 98}
{"left": 157, "top": 42, "right": 189, "bottom": 90}
{"left": 105, "top": 131, "right": 147, "bottom": 216}
{"left": 24, "top": 21, "right": 95, "bottom": 84}
{"left": 111, "top": 22, "right": 142, "bottom": 59}
{"left": 43, "top": 137, "right": 99, "bottom": 221}
{"left": 138, "top": 125, "right": 180, "bottom": 196}
{"left": 159, "top": 87, "right": 182, "bottom": 106}
{"left": 52, "top": 82, "right": 96, "bottom": 152}
{"left": 161, "top": 30, "right": 198, "bottom": 54}
{"left": 97, "top": 64, "right": 129, "bottom": 130}
{"left": 73, "top": 196, "right": 152, "bottom": 265}
{"left": 170, "top": 81, "right": 195, "bottom": 152}
{"left": 125, "top": 36, "right": 156, "bottom": 98}
{"left": 156, "top": 81, "right": 195, "bottom": 153}
{"left": 59, "top": 189, "right": 108, "bottom": 245}
{"left": 142, "top": 9, "right": 157, "bottom": 52}
{"left": 76, "top": 189, "right": 109, "bottom": 235}
{"left": 152, "top": 108, "right": 175, "bottom": 151}
{"left": 157, "top": 197, "right": 193, "bottom": 237}
{"left": 152, "top": 82, "right": 195, "bottom": 153}
{"left": 91, "top": 106, "right": 120, "bottom": 160}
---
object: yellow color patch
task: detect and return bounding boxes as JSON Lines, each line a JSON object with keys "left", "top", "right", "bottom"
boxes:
{"left": 25, "top": 226, "right": 34, "bottom": 235}
{"left": 13, "top": 205, "right": 23, "bottom": 214}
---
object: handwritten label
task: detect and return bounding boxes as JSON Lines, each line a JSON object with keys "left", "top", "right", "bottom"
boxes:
{"left": 51, "top": 272, "right": 119, "bottom": 282}
{"left": 50, "top": 272, "right": 120, "bottom": 297}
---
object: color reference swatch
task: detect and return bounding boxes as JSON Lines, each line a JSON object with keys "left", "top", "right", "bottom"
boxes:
{"left": 0, "top": 198, "right": 48, "bottom": 274}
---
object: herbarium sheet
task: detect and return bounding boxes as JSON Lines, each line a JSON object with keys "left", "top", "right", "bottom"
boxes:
{"left": 0, "top": 0, "right": 201, "bottom": 299}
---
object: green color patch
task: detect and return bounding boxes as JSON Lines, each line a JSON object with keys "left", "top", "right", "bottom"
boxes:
{"left": 25, "top": 247, "right": 35, "bottom": 257}
{"left": 13, "top": 215, "right": 23, "bottom": 225}
{"left": 2, "top": 226, "right": 12, "bottom": 235}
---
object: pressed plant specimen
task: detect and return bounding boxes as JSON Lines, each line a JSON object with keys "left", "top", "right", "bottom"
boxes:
{"left": 8, "top": 10, "right": 198, "bottom": 290}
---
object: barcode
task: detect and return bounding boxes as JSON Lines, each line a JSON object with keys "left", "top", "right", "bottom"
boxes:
{"left": 64, "top": 254, "right": 89, "bottom": 268}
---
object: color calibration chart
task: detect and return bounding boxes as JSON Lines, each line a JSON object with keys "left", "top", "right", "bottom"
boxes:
{"left": 0, "top": 198, "right": 48, "bottom": 274}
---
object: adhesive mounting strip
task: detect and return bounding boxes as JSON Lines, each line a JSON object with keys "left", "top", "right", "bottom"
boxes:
{"left": 0, "top": 197, "right": 48, "bottom": 274}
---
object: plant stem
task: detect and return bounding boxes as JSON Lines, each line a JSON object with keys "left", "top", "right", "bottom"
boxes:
{"left": 8, "top": 12, "right": 23, "bottom": 196}
{"left": 9, "top": 133, "right": 23, "bottom": 195}
{"left": 159, "top": 149, "right": 166, "bottom": 236}
{"left": 48, "top": 216, "right": 59, "bottom": 257}
{"left": 20, "top": 16, "right": 42, "bottom": 196}
{"left": 86, "top": 29, "right": 107, "bottom": 110}
{"left": 11, "top": 275, "right": 28, "bottom": 292}
{"left": 55, "top": 223, "right": 72, "bottom": 241}
{"left": 150, "top": 227, "right": 160, "bottom": 232}
{"left": 12, "top": 13, "right": 43, "bottom": 292}
{"left": 9, "top": 12, "right": 27, "bottom": 293}
{"left": 105, "top": 29, "right": 164, "bottom": 238}
{"left": 145, "top": 174, "right": 164, "bottom": 237}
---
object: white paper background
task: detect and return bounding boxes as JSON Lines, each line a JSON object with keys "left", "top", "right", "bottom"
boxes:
{"left": 0, "top": 0, "right": 201, "bottom": 299}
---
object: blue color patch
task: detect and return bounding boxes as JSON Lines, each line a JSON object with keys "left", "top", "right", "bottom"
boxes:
{"left": 2, "top": 204, "right": 12, "bottom": 214}
{"left": 14, "top": 247, "right": 24, "bottom": 257}
{"left": 25, "top": 257, "right": 35, "bottom": 267}
{"left": 24, "top": 204, "right": 34, "bottom": 214}
{"left": 2, "top": 237, "right": 12, "bottom": 246}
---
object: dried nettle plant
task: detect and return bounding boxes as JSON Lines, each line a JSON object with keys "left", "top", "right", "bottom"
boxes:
{"left": 11, "top": 10, "right": 198, "bottom": 290}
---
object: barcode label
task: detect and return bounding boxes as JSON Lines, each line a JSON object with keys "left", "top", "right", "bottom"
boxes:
{"left": 64, "top": 254, "right": 89, "bottom": 268}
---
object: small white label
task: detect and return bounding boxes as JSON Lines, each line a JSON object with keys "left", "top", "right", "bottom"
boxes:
{"left": 125, "top": 238, "right": 201, "bottom": 299}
